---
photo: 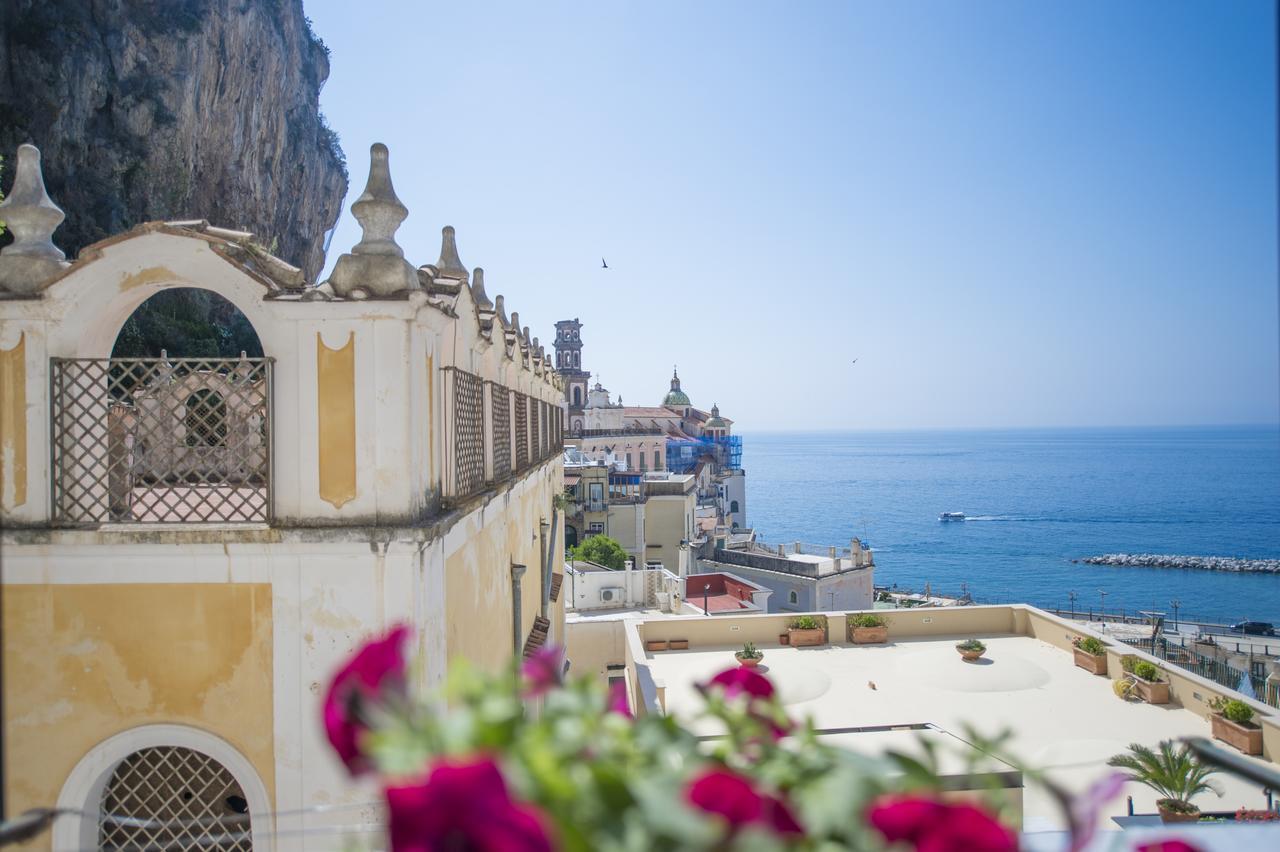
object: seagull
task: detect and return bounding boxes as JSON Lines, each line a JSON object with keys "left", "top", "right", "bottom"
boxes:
{"left": 601, "top": 258, "right": 609, "bottom": 269}
{"left": 851, "top": 358, "right": 858, "bottom": 365}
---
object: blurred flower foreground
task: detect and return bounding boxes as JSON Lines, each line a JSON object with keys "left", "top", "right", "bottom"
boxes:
{"left": 323, "top": 626, "right": 1031, "bottom": 851}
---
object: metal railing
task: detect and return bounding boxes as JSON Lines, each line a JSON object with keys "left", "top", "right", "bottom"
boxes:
{"left": 1115, "top": 635, "right": 1280, "bottom": 710}
{"left": 50, "top": 357, "right": 272, "bottom": 525}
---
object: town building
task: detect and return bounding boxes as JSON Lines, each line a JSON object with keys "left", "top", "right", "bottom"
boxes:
{"left": 694, "top": 538, "right": 876, "bottom": 613}
{"left": 0, "top": 143, "right": 565, "bottom": 850}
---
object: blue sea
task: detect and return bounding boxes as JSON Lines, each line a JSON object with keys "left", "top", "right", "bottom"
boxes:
{"left": 742, "top": 426, "right": 1280, "bottom": 625}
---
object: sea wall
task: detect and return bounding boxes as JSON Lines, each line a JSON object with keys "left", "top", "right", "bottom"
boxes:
{"left": 1081, "top": 554, "right": 1280, "bottom": 573}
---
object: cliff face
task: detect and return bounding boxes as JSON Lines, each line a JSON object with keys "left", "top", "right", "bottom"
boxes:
{"left": 0, "top": 0, "right": 348, "bottom": 282}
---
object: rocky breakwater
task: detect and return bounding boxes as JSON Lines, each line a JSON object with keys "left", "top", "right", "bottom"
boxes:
{"left": 0, "top": 0, "right": 348, "bottom": 281}
{"left": 1080, "top": 554, "right": 1280, "bottom": 574}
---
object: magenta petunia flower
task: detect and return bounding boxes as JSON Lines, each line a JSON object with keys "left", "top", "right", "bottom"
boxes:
{"left": 520, "top": 645, "right": 565, "bottom": 698}
{"left": 607, "top": 679, "right": 633, "bottom": 718}
{"left": 867, "top": 795, "right": 1014, "bottom": 852}
{"left": 385, "top": 757, "right": 553, "bottom": 852}
{"left": 322, "top": 624, "right": 410, "bottom": 774}
{"left": 1135, "top": 843, "right": 1204, "bottom": 852}
{"left": 685, "top": 768, "right": 804, "bottom": 837}
{"left": 1068, "top": 771, "right": 1127, "bottom": 852}
{"left": 704, "top": 666, "right": 775, "bottom": 699}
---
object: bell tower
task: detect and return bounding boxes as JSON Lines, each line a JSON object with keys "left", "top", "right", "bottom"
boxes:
{"left": 554, "top": 318, "right": 589, "bottom": 431}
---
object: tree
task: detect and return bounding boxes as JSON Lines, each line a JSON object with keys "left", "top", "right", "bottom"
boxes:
{"left": 570, "top": 535, "right": 628, "bottom": 570}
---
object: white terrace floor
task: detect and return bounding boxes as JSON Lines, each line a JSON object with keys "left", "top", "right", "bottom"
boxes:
{"left": 648, "top": 633, "right": 1272, "bottom": 833}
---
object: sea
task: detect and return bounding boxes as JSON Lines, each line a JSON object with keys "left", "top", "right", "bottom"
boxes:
{"left": 742, "top": 426, "right": 1280, "bottom": 626}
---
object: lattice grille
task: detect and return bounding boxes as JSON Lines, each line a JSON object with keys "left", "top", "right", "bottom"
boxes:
{"left": 450, "top": 369, "right": 485, "bottom": 499}
{"left": 490, "top": 383, "right": 511, "bottom": 481}
{"left": 51, "top": 358, "right": 271, "bottom": 525}
{"left": 514, "top": 393, "right": 529, "bottom": 471}
{"left": 533, "top": 400, "right": 544, "bottom": 461}
{"left": 99, "top": 746, "right": 252, "bottom": 851}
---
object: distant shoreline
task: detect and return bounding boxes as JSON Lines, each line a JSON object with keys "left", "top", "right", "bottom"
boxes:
{"left": 1078, "top": 554, "right": 1280, "bottom": 574}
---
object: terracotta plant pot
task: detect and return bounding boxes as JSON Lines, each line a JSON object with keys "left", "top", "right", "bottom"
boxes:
{"left": 1156, "top": 799, "right": 1199, "bottom": 824}
{"left": 735, "top": 653, "right": 763, "bottom": 668}
{"left": 1133, "top": 676, "right": 1170, "bottom": 705}
{"left": 1211, "top": 713, "right": 1263, "bottom": 755}
{"left": 668, "top": 639, "right": 689, "bottom": 651}
{"left": 956, "top": 643, "right": 986, "bottom": 662}
{"left": 851, "top": 625, "right": 889, "bottom": 645}
{"left": 778, "top": 633, "right": 790, "bottom": 646}
{"left": 1073, "top": 647, "right": 1108, "bottom": 676}
{"left": 645, "top": 639, "right": 668, "bottom": 652}
{"left": 788, "top": 627, "right": 826, "bottom": 647}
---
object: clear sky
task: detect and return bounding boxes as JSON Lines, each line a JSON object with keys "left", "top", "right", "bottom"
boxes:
{"left": 305, "top": 0, "right": 1278, "bottom": 431}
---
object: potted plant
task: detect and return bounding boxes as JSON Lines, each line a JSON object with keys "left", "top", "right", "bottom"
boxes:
{"left": 1107, "top": 741, "right": 1222, "bottom": 823}
{"left": 1123, "top": 658, "right": 1169, "bottom": 705}
{"left": 848, "top": 613, "right": 889, "bottom": 644}
{"left": 1072, "top": 635, "right": 1108, "bottom": 675}
{"left": 955, "top": 639, "right": 986, "bottom": 662}
{"left": 1209, "top": 697, "right": 1264, "bottom": 756}
{"left": 735, "top": 641, "right": 763, "bottom": 668}
{"left": 787, "top": 615, "right": 827, "bottom": 647}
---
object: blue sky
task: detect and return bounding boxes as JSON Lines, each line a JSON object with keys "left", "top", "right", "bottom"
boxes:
{"left": 305, "top": 1, "right": 1277, "bottom": 430}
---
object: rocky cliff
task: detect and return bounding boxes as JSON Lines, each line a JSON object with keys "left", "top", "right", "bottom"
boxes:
{"left": 0, "top": 0, "right": 348, "bottom": 282}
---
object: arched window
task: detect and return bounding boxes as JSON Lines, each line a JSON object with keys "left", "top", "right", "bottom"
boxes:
{"left": 654, "top": 451, "right": 661, "bottom": 469}
{"left": 98, "top": 746, "right": 252, "bottom": 850}
{"left": 730, "top": 500, "right": 739, "bottom": 513}
{"left": 788, "top": 590, "right": 799, "bottom": 605}
{"left": 184, "top": 390, "right": 228, "bottom": 447}
{"left": 572, "top": 387, "right": 582, "bottom": 407}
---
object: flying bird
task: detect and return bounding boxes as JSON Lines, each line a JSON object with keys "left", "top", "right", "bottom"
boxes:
{"left": 601, "top": 258, "right": 609, "bottom": 269}
{"left": 851, "top": 358, "right": 858, "bottom": 365}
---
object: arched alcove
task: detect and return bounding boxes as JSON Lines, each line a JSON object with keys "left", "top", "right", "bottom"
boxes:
{"left": 54, "top": 724, "right": 273, "bottom": 851}
{"left": 112, "top": 287, "right": 264, "bottom": 359}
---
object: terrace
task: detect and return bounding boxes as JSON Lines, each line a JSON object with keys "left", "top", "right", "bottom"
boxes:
{"left": 618, "top": 605, "right": 1280, "bottom": 836}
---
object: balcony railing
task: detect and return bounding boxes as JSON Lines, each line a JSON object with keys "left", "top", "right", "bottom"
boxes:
{"left": 50, "top": 357, "right": 272, "bottom": 525}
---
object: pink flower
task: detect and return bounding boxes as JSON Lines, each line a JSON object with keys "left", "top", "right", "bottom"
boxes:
{"left": 1136, "top": 843, "right": 1204, "bottom": 852}
{"left": 704, "top": 666, "right": 775, "bottom": 699}
{"left": 520, "top": 646, "right": 565, "bottom": 698}
{"left": 607, "top": 680, "right": 633, "bottom": 718}
{"left": 867, "top": 795, "right": 1015, "bottom": 852}
{"left": 385, "top": 757, "right": 553, "bottom": 852}
{"left": 1068, "top": 771, "right": 1127, "bottom": 852}
{"left": 685, "top": 768, "right": 804, "bottom": 837}
{"left": 322, "top": 625, "right": 410, "bottom": 774}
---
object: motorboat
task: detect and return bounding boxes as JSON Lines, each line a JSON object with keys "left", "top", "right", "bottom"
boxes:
{"left": 939, "top": 512, "right": 966, "bottom": 522}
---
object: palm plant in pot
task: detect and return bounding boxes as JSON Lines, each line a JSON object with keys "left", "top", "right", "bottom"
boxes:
{"left": 735, "top": 641, "right": 764, "bottom": 668}
{"left": 1107, "top": 741, "right": 1222, "bottom": 823}
{"left": 955, "top": 639, "right": 987, "bottom": 662}
{"left": 848, "top": 613, "right": 889, "bottom": 644}
{"left": 1209, "top": 696, "right": 1264, "bottom": 755}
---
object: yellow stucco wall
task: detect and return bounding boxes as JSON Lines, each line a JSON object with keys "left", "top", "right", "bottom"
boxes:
{"left": 2, "top": 583, "right": 275, "bottom": 821}
{"left": 0, "top": 331, "right": 27, "bottom": 509}
{"left": 444, "top": 474, "right": 564, "bottom": 676}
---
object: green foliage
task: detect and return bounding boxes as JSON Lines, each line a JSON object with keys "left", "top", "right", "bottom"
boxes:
{"left": 111, "top": 288, "right": 263, "bottom": 358}
{"left": 956, "top": 639, "right": 987, "bottom": 652}
{"left": 1132, "top": 661, "right": 1161, "bottom": 682}
{"left": 849, "top": 613, "right": 887, "bottom": 629}
{"left": 570, "top": 535, "right": 628, "bottom": 570}
{"left": 736, "top": 642, "right": 762, "bottom": 660}
{"left": 790, "top": 615, "right": 823, "bottom": 631}
{"left": 1075, "top": 636, "right": 1106, "bottom": 656}
{"left": 1107, "top": 741, "right": 1222, "bottom": 806}
{"left": 1214, "top": 698, "right": 1255, "bottom": 725}
{"left": 1121, "top": 655, "right": 1140, "bottom": 674}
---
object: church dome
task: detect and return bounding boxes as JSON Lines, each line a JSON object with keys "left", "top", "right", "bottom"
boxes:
{"left": 662, "top": 367, "right": 691, "bottom": 407}
{"left": 705, "top": 404, "right": 725, "bottom": 429}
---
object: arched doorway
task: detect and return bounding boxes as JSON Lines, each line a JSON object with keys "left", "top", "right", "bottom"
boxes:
{"left": 565, "top": 524, "right": 579, "bottom": 550}
{"left": 112, "top": 288, "right": 264, "bottom": 359}
{"left": 99, "top": 745, "right": 253, "bottom": 850}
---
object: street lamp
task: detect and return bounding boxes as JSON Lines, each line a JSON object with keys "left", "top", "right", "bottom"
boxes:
{"left": 1068, "top": 590, "right": 1077, "bottom": 620}
{"left": 1171, "top": 599, "right": 1181, "bottom": 632}
{"left": 703, "top": 583, "right": 711, "bottom": 616}
{"left": 1098, "top": 589, "right": 1108, "bottom": 620}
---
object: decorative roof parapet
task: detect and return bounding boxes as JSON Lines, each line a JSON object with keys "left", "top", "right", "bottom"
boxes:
{"left": 470, "top": 266, "right": 493, "bottom": 310}
{"left": 325, "top": 143, "right": 419, "bottom": 299}
{"left": 435, "top": 225, "right": 468, "bottom": 280}
{"left": 494, "top": 295, "right": 509, "bottom": 329}
{"left": 0, "top": 144, "right": 70, "bottom": 295}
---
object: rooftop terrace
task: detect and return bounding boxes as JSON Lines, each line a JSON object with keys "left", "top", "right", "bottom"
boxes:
{"left": 619, "top": 606, "right": 1280, "bottom": 836}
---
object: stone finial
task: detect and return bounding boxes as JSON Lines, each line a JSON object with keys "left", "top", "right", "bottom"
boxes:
{"left": 509, "top": 311, "right": 521, "bottom": 339}
{"left": 470, "top": 266, "right": 493, "bottom": 310}
{"left": 325, "top": 143, "right": 418, "bottom": 298}
{"left": 494, "top": 294, "right": 508, "bottom": 328}
{"left": 0, "top": 144, "right": 70, "bottom": 295}
{"left": 435, "top": 225, "right": 468, "bottom": 279}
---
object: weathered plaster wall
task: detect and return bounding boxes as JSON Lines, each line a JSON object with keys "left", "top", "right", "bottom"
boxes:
{"left": 2, "top": 583, "right": 275, "bottom": 822}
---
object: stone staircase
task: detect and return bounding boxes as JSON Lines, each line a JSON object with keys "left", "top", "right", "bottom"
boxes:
{"left": 522, "top": 615, "right": 551, "bottom": 659}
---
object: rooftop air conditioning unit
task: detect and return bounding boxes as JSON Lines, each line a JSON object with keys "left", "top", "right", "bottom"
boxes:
{"left": 600, "top": 587, "right": 624, "bottom": 604}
